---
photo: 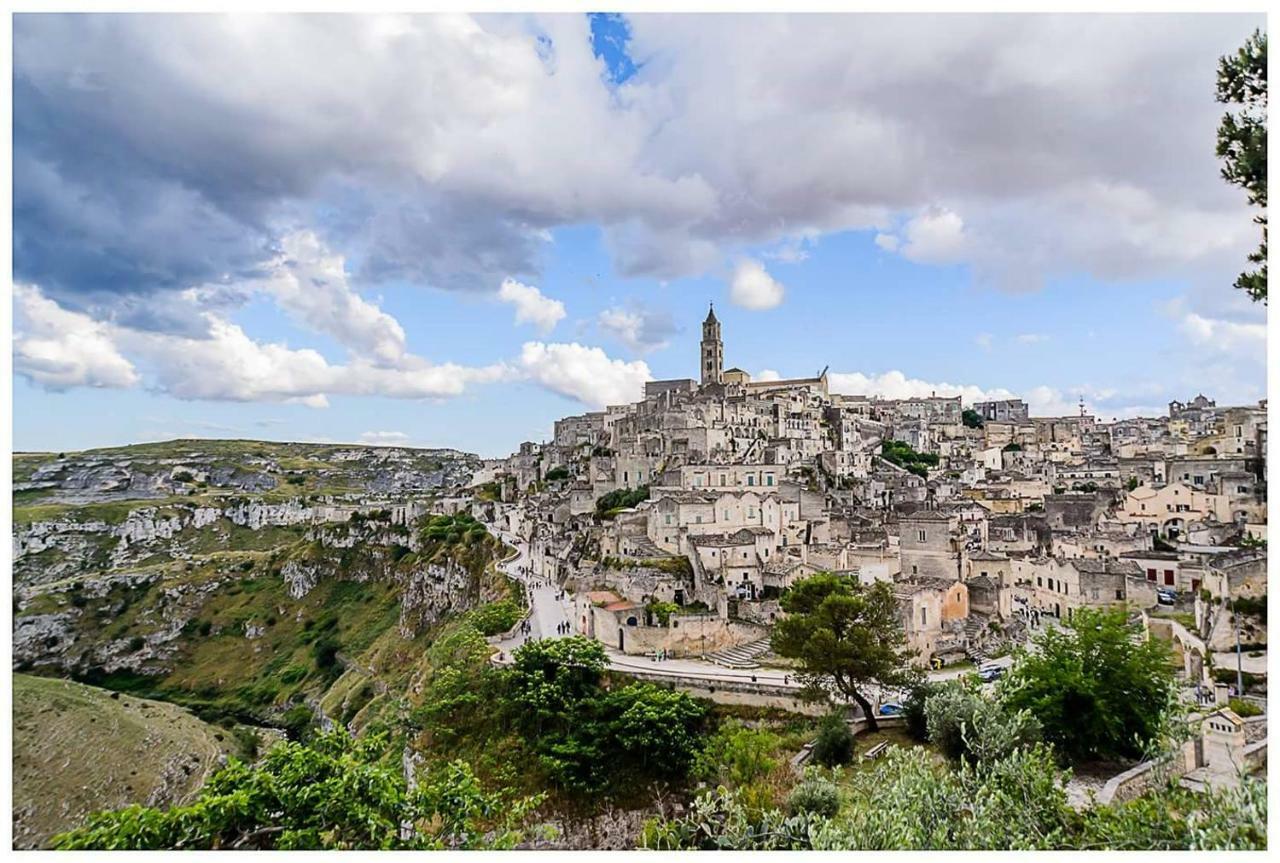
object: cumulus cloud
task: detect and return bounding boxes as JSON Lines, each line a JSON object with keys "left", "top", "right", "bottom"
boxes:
{"left": 517, "top": 341, "right": 651, "bottom": 408}
{"left": 13, "top": 283, "right": 140, "bottom": 391}
{"left": 756, "top": 369, "right": 782, "bottom": 382}
{"left": 1178, "top": 311, "right": 1267, "bottom": 357}
{"left": 18, "top": 13, "right": 1258, "bottom": 313}
{"left": 597, "top": 305, "right": 678, "bottom": 352}
{"left": 498, "top": 278, "right": 566, "bottom": 334}
{"left": 828, "top": 369, "right": 1016, "bottom": 404}
{"left": 261, "top": 232, "right": 408, "bottom": 365}
{"left": 728, "top": 259, "right": 785, "bottom": 310}
{"left": 895, "top": 207, "right": 968, "bottom": 264}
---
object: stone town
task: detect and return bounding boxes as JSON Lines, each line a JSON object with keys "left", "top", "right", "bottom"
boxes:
{"left": 471, "top": 306, "right": 1267, "bottom": 693}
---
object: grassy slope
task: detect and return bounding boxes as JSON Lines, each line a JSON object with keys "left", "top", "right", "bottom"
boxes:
{"left": 12, "top": 674, "right": 247, "bottom": 849}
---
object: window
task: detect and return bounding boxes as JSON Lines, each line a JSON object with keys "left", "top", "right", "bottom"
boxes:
{"left": 912, "top": 565, "right": 919, "bottom": 575}
{"left": 980, "top": 571, "right": 989, "bottom": 579}
{"left": 766, "top": 475, "right": 774, "bottom": 486}
{"left": 918, "top": 530, "right": 927, "bottom": 543}
{"left": 1147, "top": 568, "right": 1157, "bottom": 582}
{"left": 748, "top": 476, "right": 755, "bottom": 486}
{"left": 1037, "top": 576, "right": 1043, "bottom": 587}
{"left": 720, "top": 474, "right": 727, "bottom": 485}
{"left": 920, "top": 607, "right": 927, "bottom": 625}
{"left": 695, "top": 515, "right": 702, "bottom": 524}
{"left": 664, "top": 515, "right": 672, "bottom": 526}
{"left": 1164, "top": 570, "right": 1175, "bottom": 586}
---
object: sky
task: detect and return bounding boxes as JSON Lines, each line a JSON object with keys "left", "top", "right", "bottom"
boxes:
{"left": 11, "top": 12, "right": 1269, "bottom": 457}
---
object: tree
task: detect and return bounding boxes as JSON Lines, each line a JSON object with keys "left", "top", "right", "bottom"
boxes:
{"left": 999, "top": 607, "right": 1176, "bottom": 762}
{"left": 1216, "top": 29, "right": 1267, "bottom": 302}
{"left": 51, "top": 729, "right": 541, "bottom": 850}
{"left": 961, "top": 409, "right": 984, "bottom": 429}
{"left": 771, "top": 574, "right": 917, "bottom": 730}
{"left": 505, "top": 636, "right": 607, "bottom": 738}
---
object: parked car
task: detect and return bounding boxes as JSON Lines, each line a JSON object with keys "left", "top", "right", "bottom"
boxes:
{"left": 878, "top": 702, "right": 904, "bottom": 716}
{"left": 978, "top": 664, "right": 1005, "bottom": 682}
{"left": 1156, "top": 588, "right": 1178, "bottom": 605}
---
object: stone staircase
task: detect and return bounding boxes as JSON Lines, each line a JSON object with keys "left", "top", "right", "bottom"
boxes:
{"left": 704, "top": 638, "right": 772, "bottom": 669}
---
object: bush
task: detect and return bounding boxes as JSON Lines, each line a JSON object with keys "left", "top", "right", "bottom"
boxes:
{"left": 925, "top": 682, "right": 1041, "bottom": 765}
{"left": 694, "top": 720, "right": 781, "bottom": 788}
{"left": 787, "top": 776, "right": 841, "bottom": 819}
{"left": 902, "top": 682, "right": 933, "bottom": 742}
{"left": 126, "top": 636, "right": 146, "bottom": 652}
{"left": 468, "top": 600, "right": 523, "bottom": 636}
{"left": 811, "top": 713, "right": 855, "bottom": 767}
{"left": 1228, "top": 698, "right": 1263, "bottom": 718}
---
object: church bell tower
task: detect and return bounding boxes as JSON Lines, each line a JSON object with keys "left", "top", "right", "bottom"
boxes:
{"left": 700, "top": 304, "right": 723, "bottom": 386}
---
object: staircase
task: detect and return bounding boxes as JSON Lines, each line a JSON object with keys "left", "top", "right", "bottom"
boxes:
{"left": 963, "top": 616, "right": 986, "bottom": 663}
{"left": 704, "top": 638, "right": 771, "bottom": 670}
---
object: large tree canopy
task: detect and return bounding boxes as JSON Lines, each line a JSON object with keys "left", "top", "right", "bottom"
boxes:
{"left": 771, "top": 574, "right": 917, "bottom": 730}
{"left": 1216, "top": 28, "right": 1268, "bottom": 303}
{"left": 999, "top": 607, "right": 1177, "bottom": 763}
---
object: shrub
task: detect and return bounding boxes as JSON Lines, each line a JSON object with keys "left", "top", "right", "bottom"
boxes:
{"left": 468, "top": 600, "right": 523, "bottom": 636}
{"left": 126, "top": 636, "right": 146, "bottom": 652}
{"left": 787, "top": 776, "right": 841, "bottom": 819}
{"left": 902, "top": 682, "right": 934, "bottom": 742}
{"left": 811, "top": 712, "right": 855, "bottom": 767}
{"left": 926, "top": 682, "right": 1041, "bottom": 765}
{"left": 1228, "top": 698, "right": 1263, "bottom": 718}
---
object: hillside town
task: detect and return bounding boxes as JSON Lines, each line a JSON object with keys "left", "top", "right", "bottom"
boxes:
{"left": 474, "top": 307, "right": 1268, "bottom": 716}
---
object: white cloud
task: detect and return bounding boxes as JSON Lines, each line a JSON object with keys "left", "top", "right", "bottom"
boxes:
{"left": 728, "top": 259, "right": 785, "bottom": 310}
{"left": 359, "top": 430, "right": 410, "bottom": 446}
{"left": 597, "top": 305, "right": 677, "bottom": 352}
{"left": 13, "top": 283, "right": 140, "bottom": 391}
{"left": 517, "top": 341, "right": 651, "bottom": 408}
{"left": 873, "top": 233, "right": 900, "bottom": 252}
{"left": 896, "top": 207, "right": 968, "bottom": 264}
{"left": 1178, "top": 311, "right": 1267, "bottom": 357}
{"left": 259, "top": 231, "right": 407, "bottom": 365}
{"left": 498, "top": 278, "right": 566, "bottom": 334}
{"left": 828, "top": 369, "right": 1016, "bottom": 404}
{"left": 756, "top": 369, "right": 782, "bottom": 382}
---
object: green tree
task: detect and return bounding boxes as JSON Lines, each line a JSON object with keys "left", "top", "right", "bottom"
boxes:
{"left": 962, "top": 409, "right": 984, "bottom": 429}
{"left": 999, "top": 607, "right": 1176, "bottom": 762}
{"left": 1216, "top": 29, "right": 1267, "bottom": 302}
{"left": 51, "top": 729, "right": 540, "bottom": 850}
{"left": 505, "top": 635, "right": 607, "bottom": 738}
{"left": 694, "top": 719, "right": 781, "bottom": 788}
{"left": 771, "top": 574, "right": 917, "bottom": 731}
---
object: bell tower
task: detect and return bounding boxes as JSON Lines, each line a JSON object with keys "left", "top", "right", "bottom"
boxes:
{"left": 700, "top": 303, "right": 723, "bottom": 386}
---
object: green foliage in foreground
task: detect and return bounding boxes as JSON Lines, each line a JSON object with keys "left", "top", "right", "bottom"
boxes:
{"left": 999, "top": 607, "right": 1176, "bottom": 762}
{"left": 51, "top": 729, "right": 542, "bottom": 850}
{"left": 924, "top": 680, "right": 1041, "bottom": 765}
{"left": 641, "top": 744, "right": 1266, "bottom": 850}
{"left": 505, "top": 637, "right": 708, "bottom": 793}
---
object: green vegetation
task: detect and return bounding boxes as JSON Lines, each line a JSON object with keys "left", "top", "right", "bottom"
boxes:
{"left": 1000, "top": 608, "right": 1176, "bottom": 762}
{"left": 924, "top": 681, "right": 1041, "bottom": 765}
{"left": 810, "top": 712, "right": 855, "bottom": 767}
{"left": 961, "top": 409, "right": 984, "bottom": 429}
{"left": 544, "top": 466, "right": 571, "bottom": 482}
{"left": 1229, "top": 594, "right": 1267, "bottom": 622}
{"left": 1216, "top": 29, "right": 1267, "bottom": 302}
{"left": 1228, "top": 698, "right": 1263, "bottom": 718}
{"left": 646, "top": 600, "right": 681, "bottom": 626}
{"left": 467, "top": 599, "right": 524, "bottom": 636}
{"left": 595, "top": 484, "right": 650, "bottom": 516}
{"left": 771, "top": 574, "right": 917, "bottom": 731}
{"left": 641, "top": 744, "right": 1266, "bottom": 850}
{"left": 880, "top": 440, "right": 939, "bottom": 478}
{"left": 52, "top": 729, "right": 542, "bottom": 850}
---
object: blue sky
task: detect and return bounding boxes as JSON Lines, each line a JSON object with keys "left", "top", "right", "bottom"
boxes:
{"left": 12, "top": 13, "right": 1267, "bottom": 457}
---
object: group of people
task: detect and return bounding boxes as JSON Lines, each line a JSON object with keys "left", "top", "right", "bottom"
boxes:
{"left": 650, "top": 649, "right": 671, "bottom": 662}
{"left": 555, "top": 621, "right": 571, "bottom": 635}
